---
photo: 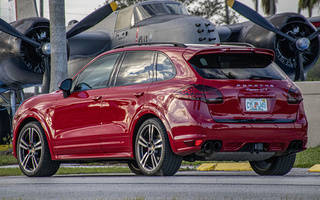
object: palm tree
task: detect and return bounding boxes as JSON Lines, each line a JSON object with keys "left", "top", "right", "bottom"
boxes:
{"left": 262, "top": 0, "right": 278, "bottom": 15}
{"left": 298, "top": 0, "right": 320, "bottom": 17}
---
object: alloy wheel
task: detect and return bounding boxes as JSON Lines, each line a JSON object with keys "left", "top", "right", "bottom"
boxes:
{"left": 137, "top": 124, "right": 164, "bottom": 172}
{"left": 18, "top": 127, "right": 43, "bottom": 173}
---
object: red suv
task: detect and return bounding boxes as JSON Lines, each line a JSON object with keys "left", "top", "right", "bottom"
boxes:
{"left": 12, "top": 43, "right": 307, "bottom": 177}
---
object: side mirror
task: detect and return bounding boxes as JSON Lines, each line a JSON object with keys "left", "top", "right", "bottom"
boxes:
{"left": 59, "top": 78, "right": 72, "bottom": 98}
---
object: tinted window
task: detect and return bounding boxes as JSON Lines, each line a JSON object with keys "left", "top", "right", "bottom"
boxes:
{"left": 156, "top": 53, "right": 175, "bottom": 81}
{"left": 189, "top": 53, "right": 286, "bottom": 80}
{"left": 73, "top": 53, "right": 120, "bottom": 92}
{"left": 115, "top": 51, "right": 153, "bottom": 86}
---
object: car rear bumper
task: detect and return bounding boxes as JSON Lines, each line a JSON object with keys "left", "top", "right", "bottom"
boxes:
{"left": 172, "top": 120, "right": 308, "bottom": 157}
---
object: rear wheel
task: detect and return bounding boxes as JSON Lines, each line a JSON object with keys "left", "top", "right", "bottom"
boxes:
{"left": 17, "top": 121, "right": 60, "bottom": 177}
{"left": 135, "top": 118, "right": 182, "bottom": 176}
{"left": 128, "top": 160, "right": 143, "bottom": 175}
{"left": 250, "top": 154, "right": 296, "bottom": 175}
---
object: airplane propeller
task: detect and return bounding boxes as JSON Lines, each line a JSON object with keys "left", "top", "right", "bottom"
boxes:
{"left": 227, "top": 0, "right": 320, "bottom": 81}
{"left": 0, "top": 18, "right": 41, "bottom": 47}
{"left": 0, "top": 2, "right": 117, "bottom": 92}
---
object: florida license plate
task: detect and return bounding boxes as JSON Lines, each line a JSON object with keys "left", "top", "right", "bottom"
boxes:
{"left": 245, "top": 98, "right": 267, "bottom": 111}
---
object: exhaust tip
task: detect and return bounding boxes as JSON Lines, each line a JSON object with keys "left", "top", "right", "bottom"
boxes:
{"left": 202, "top": 140, "right": 222, "bottom": 152}
{"left": 288, "top": 140, "right": 304, "bottom": 151}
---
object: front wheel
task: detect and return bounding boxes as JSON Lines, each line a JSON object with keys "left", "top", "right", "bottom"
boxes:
{"left": 135, "top": 118, "right": 182, "bottom": 176}
{"left": 17, "top": 121, "right": 60, "bottom": 177}
{"left": 250, "top": 154, "right": 296, "bottom": 176}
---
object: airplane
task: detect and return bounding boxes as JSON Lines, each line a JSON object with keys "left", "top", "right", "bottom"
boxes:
{"left": 66, "top": 0, "right": 320, "bottom": 82}
{"left": 0, "top": 0, "right": 319, "bottom": 143}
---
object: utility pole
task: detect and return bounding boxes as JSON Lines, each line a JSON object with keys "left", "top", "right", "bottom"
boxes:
{"left": 225, "top": 0, "right": 230, "bottom": 24}
{"left": 49, "top": 0, "right": 68, "bottom": 92}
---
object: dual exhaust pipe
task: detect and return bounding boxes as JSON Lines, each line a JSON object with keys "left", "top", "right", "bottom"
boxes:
{"left": 288, "top": 140, "right": 304, "bottom": 152}
{"left": 202, "top": 140, "right": 222, "bottom": 152}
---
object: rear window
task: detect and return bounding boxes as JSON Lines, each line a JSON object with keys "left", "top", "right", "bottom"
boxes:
{"left": 189, "top": 53, "right": 286, "bottom": 80}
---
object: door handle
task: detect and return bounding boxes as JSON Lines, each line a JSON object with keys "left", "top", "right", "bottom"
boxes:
{"left": 134, "top": 92, "right": 144, "bottom": 97}
{"left": 93, "top": 96, "right": 102, "bottom": 101}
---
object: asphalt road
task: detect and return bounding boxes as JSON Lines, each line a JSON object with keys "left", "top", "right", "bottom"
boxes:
{"left": 1, "top": 169, "right": 320, "bottom": 200}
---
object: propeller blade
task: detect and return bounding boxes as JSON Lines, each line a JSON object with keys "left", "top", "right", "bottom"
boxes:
{"left": 294, "top": 51, "right": 305, "bottom": 81}
{"left": 41, "top": 55, "right": 50, "bottom": 93}
{"left": 298, "top": 51, "right": 305, "bottom": 81}
{"left": 227, "top": 0, "right": 295, "bottom": 43}
{"left": 0, "top": 18, "right": 41, "bottom": 47}
{"left": 66, "top": 2, "right": 117, "bottom": 39}
{"left": 308, "top": 28, "right": 320, "bottom": 40}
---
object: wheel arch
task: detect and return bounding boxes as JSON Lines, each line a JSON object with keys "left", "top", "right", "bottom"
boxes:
{"left": 130, "top": 109, "right": 178, "bottom": 157}
{"left": 13, "top": 114, "right": 54, "bottom": 158}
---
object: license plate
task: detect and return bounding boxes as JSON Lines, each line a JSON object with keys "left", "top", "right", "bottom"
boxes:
{"left": 245, "top": 98, "right": 267, "bottom": 111}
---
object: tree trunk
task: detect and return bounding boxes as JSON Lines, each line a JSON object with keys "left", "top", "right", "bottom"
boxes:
{"left": 270, "top": 0, "right": 275, "bottom": 15}
{"left": 49, "top": 0, "right": 68, "bottom": 92}
{"left": 308, "top": 5, "right": 312, "bottom": 17}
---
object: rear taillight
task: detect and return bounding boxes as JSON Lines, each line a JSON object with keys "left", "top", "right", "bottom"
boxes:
{"left": 203, "top": 86, "right": 224, "bottom": 104}
{"left": 174, "top": 85, "right": 223, "bottom": 104}
{"left": 287, "top": 86, "right": 303, "bottom": 104}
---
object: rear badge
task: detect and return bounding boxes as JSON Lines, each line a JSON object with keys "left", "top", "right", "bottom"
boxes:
{"left": 246, "top": 98, "right": 267, "bottom": 111}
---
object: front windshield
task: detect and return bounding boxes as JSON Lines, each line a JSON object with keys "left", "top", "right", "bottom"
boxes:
{"left": 165, "top": 3, "right": 188, "bottom": 15}
{"left": 133, "top": 2, "right": 189, "bottom": 24}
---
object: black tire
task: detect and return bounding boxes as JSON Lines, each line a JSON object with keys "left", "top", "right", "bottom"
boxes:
{"left": 0, "top": 107, "right": 11, "bottom": 145}
{"left": 17, "top": 121, "right": 60, "bottom": 177}
{"left": 128, "top": 160, "right": 143, "bottom": 175}
{"left": 135, "top": 118, "right": 182, "bottom": 176}
{"left": 250, "top": 154, "right": 296, "bottom": 176}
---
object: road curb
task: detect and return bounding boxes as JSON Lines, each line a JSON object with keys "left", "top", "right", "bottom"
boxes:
{"left": 308, "top": 164, "right": 320, "bottom": 172}
{"left": 0, "top": 145, "right": 12, "bottom": 151}
{"left": 197, "top": 163, "right": 320, "bottom": 172}
{"left": 196, "top": 163, "right": 217, "bottom": 171}
{"left": 197, "top": 163, "right": 252, "bottom": 171}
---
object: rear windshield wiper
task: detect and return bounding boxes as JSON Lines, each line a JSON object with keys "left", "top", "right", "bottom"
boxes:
{"left": 249, "top": 75, "right": 280, "bottom": 80}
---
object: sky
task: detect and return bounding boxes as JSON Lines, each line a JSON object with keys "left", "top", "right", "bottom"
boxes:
{"left": 1, "top": 0, "right": 320, "bottom": 24}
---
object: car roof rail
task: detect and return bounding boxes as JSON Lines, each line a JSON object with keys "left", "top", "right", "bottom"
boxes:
{"left": 220, "top": 42, "right": 255, "bottom": 48}
{"left": 113, "top": 42, "right": 187, "bottom": 49}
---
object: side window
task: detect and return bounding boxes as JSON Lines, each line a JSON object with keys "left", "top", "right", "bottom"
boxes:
{"left": 73, "top": 53, "right": 120, "bottom": 92}
{"left": 156, "top": 52, "right": 175, "bottom": 81}
{"left": 115, "top": 51, "right": 153, "bottom": 86}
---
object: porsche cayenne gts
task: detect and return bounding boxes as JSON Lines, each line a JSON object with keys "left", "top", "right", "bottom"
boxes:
{"left": 12, "top": 43, "right": 307, "bottom": 177}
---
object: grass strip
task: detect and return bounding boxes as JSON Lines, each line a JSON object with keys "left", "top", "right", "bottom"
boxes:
{"left": 0, "top": 145, "right": 319, "bottom": 176}
{"left": 294, "top": 145, "right": 320, "bottom": 168}
{"left": 0, "top": 167, "right": 132, "bottom": 176}
{"left": 0, "top": 155, "right": 17, "bottom": 166}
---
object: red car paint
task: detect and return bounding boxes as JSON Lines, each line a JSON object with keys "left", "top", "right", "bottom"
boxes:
{"left": 12, "top": 44, "right": 307, "bottom": 168}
